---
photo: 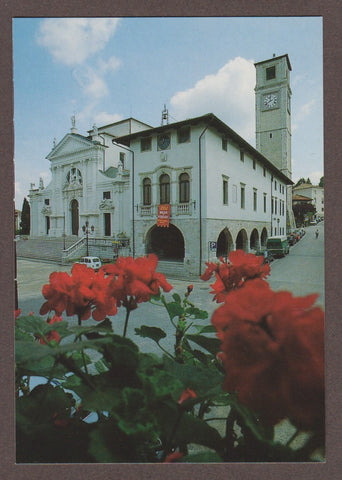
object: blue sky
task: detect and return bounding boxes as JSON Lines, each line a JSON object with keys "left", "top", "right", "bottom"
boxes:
{"left": 13, "top": 17, "right": 323, "bottom": 209}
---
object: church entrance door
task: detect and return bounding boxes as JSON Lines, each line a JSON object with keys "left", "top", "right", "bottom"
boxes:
{"left": 104, "top": 213, "right": 111, "bottom": 236}
{"left": 71, "top": 199, "right": 79, "bottom": 235}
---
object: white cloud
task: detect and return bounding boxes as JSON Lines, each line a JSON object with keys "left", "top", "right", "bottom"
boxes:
{"left": 36, "top": 18, "right": 120, "bottom": 66}
{"left": 170, "top": 57, "right": 255, "bottom": 142}
{"left": 292, "top": 99, "right": 316, "bottom": 131}
{"left": 73, "top": 67, "right": 109, "bottom": 100}
{"left": 94, "top": 111, "right": 123, "bottom": 125}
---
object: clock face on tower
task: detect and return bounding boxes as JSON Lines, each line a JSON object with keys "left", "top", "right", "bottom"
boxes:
{"left": 157, "top": 133, "right": 171, "bottom": 150}
{"left": 263, "top": 93, "right": 278, "bottom": 109}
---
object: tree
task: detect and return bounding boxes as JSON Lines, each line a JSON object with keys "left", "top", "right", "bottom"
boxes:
{"left": 306, "top": 177, "right": 312, "bottom": 184}
{"left": 319, "top": 176, "right": 324, "bottom": 187}
{"left": 294, "top": 178, "right": 306, "bottom": 187}
{"left": 292, "top": 202, "right": 316, "bottom": 226}
{"left": 20, "top": 197, "right": 30, "bottom": 235}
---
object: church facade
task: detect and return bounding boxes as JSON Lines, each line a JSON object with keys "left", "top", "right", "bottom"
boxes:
{"left": 28, "top": 54, "right": 294, "bottom": 275}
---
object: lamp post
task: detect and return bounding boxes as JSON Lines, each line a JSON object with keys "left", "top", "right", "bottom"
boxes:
{"left": 82, "top": 221, "right": 94, "bottom": 256}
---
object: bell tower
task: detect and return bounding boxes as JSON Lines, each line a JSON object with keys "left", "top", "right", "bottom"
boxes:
{"left": 255, "top": 54, "right": 292, "bottom": 179}
{"left": 255, "top": 54, "right": 295, "bottom": 229}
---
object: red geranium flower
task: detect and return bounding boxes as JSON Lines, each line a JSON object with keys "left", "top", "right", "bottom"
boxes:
{"left": 212, "top": 279, "right": 324, "bottom": 430}
{"left": 40, "top": 264, "right": 117, "bottom": 321}
{"left": 178, "top": 387, "right": 197, "bottom": 405}
{"left": 201, "top": 250, "right": 270, "bottom": 303}
{"left": 101, "top": 254, "right": 172, "bottom": 310}
{"left": 164, "top": 451, "right": 184, "bottom": 463}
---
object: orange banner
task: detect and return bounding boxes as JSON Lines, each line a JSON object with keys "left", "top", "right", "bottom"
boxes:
{"left": 157, "top": 204, "right": 171, "bottom": 227}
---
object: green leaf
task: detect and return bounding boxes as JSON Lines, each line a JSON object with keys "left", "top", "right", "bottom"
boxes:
{"left": 186, "top": 334, "right": 221, "bottom": 356}
{"left": 193, "top": 324, "right": 216, "bottom": 334}
{"left": 172, "top": 293, "right": 182, "bottom": 304}
{"left": 135, "top": 325, "right": 167, "bottom": 343}
{"left": 162, "top": 356, "right": 225, "bottom": 400}
{"left": 165, "top": 301, "right": 184, "bottom": 320}
{"left": 184, "top": 307, "right": 209, "bottom": 320}
{"left": 156, "top": 401, "right": 223, "bottom": 453}
{"left": 228, "top": 394, "right": 275, "bottom": 443}
{"left": 16, "top": 337, "right": 112, "bottom": 365}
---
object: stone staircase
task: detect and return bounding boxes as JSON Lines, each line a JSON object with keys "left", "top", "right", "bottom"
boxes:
{"left": 156, "top": 260, "right": 187, "bottom": 279}
{"left": 16, "top": 236, "right": 79, "bottom": 264}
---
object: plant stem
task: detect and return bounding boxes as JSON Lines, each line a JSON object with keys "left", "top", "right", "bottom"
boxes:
{"left": 123, "top": 300, "right": 132, "bottom": 337}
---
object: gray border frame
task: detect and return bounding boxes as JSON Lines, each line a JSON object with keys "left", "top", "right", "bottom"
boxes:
{"left": 2, "top": 2, "right": 341, "bottom": 478}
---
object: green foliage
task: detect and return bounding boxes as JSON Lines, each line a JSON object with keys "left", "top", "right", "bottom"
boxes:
{"left": 20, "top": 197, "right": 30, "bottom": 235}
{"left": 15, "top": 283, "right": 323, "bottom": 463}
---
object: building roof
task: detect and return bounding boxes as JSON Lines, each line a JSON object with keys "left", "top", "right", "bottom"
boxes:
{"left": 293, "top": 183, "right": 323, "bottom": 190}
{"left": 254, "top": 54, "right": 292, "bottom": 71}
{"left": 292, "top": 194, "right": 312, "bottom": 202}
{"left": 88, "top": 117, "right": 153, "bottom": 135}
{"left": 114, "top": 113, "right": 293, "bottom": 185}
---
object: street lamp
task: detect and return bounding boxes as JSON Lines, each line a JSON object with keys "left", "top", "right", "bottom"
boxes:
{"left": 82, "top": 221, "right": 94, "bottom": 256}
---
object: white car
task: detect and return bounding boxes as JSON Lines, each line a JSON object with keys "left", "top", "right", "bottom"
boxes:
{"left": 77, "top": 256, "right": 102, "bottom": 271}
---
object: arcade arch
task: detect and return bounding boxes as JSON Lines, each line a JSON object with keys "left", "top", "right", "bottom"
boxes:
{"left": 146, "top": 224, "right": 185, "bottom": 261}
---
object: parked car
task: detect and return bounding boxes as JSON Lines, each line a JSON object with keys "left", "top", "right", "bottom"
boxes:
{"left": 76, "top": 256, "right": 102, "bottom": 271}
{"left": 266, "top": 236, "right": 290, "bottom": 257}
{"left": 255, "top": 250, "right": 274, "bottom": 264}
{"left": 287, "top": 234, "right": 296, "bottom": 246}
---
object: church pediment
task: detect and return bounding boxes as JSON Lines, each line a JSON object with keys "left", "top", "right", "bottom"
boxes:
{"left": 46, "top": 134, "right": 97, "bottom": 160}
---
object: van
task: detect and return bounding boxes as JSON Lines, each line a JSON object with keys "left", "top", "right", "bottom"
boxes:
{"left": 266, "top": 236, "right": 290, "bottom": 257}
{"left": 76, "top": 256, "right": 102, "bottom": 271}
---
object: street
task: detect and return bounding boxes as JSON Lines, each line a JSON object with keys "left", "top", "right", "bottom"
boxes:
{"left": 16, "top": 222, "right": 324, "bottom": 356}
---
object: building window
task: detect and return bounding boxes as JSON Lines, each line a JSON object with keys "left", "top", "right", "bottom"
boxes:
{"left": 44, "top": 199, "right": 50, "bottom": 205}
{"left": 141, "top": 137, "right": 152, "bottom": 152}
{"left": 263, "top": 167, "right": 266, "bottom": 177}
{"left": 177, "top": 126, "right": 190, "bottom": 143}
{"left": 266, "top": 65, "right": 276, "bottom": 80}
{"left": 66, "top": 167, "right": 82, "bottom": 185}
{"left": 103, "top": 191, "right": 111, "bottom": 200}
{"left": 253, "top": 159, "right": 256, "bottom": 170}
{"left": 223, "top": 178, "right": 228, "bottom": 205}
{"left": 240, "top": 150, "right": 244, "bottom": 162}
{"left": 120, "top": 152, "right": 125, "bottom": 168}
{"left": 253, "top": 189, "right": 257, "bottom": 211}
{"left": 240, "top": 184, "right": 245, "bottom": 209}
{"left": 143, "top": 178, "right": 152, "bottom": 205}
{"left": 160, "top": 173, "right": 170, "bottom": 204}
{"left": 274, "top": 180, "right": 277, "bottom": 191}
{"left": 222, "top": 137, "right": 228, "bottom": 151}
{"left": 263, "top": 193, "right": 267, "bottom": 213}
{"left": 270, "top": 133, "right": 273, "bottom": 138}
{"left": 271, "top": 197, "right": 274, "bottom": 214}
{"left": 179, "top": 172, "right": 190, "bottom": 203}
{"left": 275, "top": 198, "right": 277, "bottom": 214}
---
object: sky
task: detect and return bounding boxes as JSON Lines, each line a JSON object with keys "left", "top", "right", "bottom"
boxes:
{"left": 13, "top": 17, "right": 323, "bottom": 210}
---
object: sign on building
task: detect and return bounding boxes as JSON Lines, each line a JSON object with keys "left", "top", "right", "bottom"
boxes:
{"left": 157, "top": 204, "right": 171, "bottom": 227}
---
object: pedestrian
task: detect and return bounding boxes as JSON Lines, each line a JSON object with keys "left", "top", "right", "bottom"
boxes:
{"left": 315, "top": 229, "right": 319, "bottom": 239}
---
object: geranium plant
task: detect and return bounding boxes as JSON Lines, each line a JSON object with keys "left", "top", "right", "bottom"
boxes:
{"left": 15, "top": 252, "right": 324, "bottom": 463}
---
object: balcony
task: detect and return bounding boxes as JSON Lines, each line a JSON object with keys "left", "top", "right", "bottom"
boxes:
{"left": 138, "top": 202, "right": 194, "bottom": 217}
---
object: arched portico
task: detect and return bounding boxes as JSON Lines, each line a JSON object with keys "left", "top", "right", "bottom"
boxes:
{"left": 250, "top": 228, "right": 259, "bottom": 251}
{"left": 236, "top": 229, "right": 248, "bottom": 252}
{"left": 261, "top": 227, "right": 268, "bottom": 247}
{"left": 216, "top": 228, "right": 234, "bottom": 260}
{"left": 146, "top": 223, "right": 185, "bottom": 261}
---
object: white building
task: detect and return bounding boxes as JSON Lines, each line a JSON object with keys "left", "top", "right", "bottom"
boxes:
{"left": 115, "top": 113, "right": 290, "bottom": 275}
{"left": 29, "top": 118, "right": 151, "bottom": 238}
{"left": 28, "top": 54, "right": 294, "bottom": 275}
{"left": 293, "top": 183, "right": 324, "bottom": 219}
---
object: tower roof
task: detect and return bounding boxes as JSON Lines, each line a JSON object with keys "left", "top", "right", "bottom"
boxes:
{"left": 254, "top": 54, "right": 292, "bottom": 71}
